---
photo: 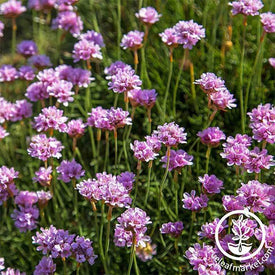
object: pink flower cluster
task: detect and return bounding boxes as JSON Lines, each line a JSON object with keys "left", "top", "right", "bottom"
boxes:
{"left": 197, "top": 127, "right": 226, "bottom": 147}
{"left": 182, "top": 190, "right": 208, "bottom": 211}
{"left": 57, "top": 159, "right": 85, "bottom": 183}
{"left": 199, "top": 174, "right": 223, "bottom": 194}
{"left": 198, "top": 218, "right": 227, "bottom": 240}
{"left": 260, "top": 12, "right": 275, "bottom": 33}
{"left": 135, "top": 7, "right": 161, "bottom": 25}
{"left": 16, "top": 40, "right": 38, "bottom": 57}
{"left": 0, "top": 0, "right": 26, "bottom": 18}
{"left": 129, "top": 89, "right": 157, "bottom": 109}
{"left": 229, "top": 0, "right": 264, "bottom": 16}
{"left": 160, "top": 221, "right": 184, "bottom": 237}
{"left": 121, "top": 31, "right": 144, "bottom": 50}
{"left": 33, "top": 166, "right": 52, "bottom": 187}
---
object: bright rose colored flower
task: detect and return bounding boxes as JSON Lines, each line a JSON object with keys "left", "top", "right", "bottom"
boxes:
{"left": 198, "top": 218, "right": 227, "bottom": 240}
{"left": 57, "top": 159, "right": 85, "bottom": 183}
{"left": 229, "top": 0, "right": 263, "bottom": 16}
{"left": 72, "top": 40, "right": 102, "bottom": 62}
{"left": 159, "top": 28, "right": 178, "bottom": 47}
{"left": 121, "top": 30, "right": 144, "bottom": 50}
{"left": 260, "top": 12, "right": 275, "bottom": 33}
{"left": 28, "top": 55, "right": 52, "bottom": 69}
{"left": 18, "top": 66, "right": 36, "bottom": 81}
{"left": 67, "top": 119, "right": 85, "bottom": 138}
{"left": 135, "top": 7, "right": 161, "bottom": 25}
{"left": 194, "top": 73, "right": 226, "bottom": 94}
{"left": 0, "top": 0, "right": 26, "bottom": 18}
{"left": 182, "top": 190, "right": 208, "bottom": 211}
{"left": 199, "top": 174, "right": 223, "bottom": 194}
{"left": 131, "top": 140, "right": 158, "bottom": 162}
{"left": 197, "top": 127, "right": 226, "bottom": 147}
{"left": 16, "top": 40, "right": 38, "bottom": 57}
{"left": 160, "top": 221, "right": 183, "bottom": 237}
{"left": 34, "top": 256, "right": 56, "bottom": 275}
{"left": 80, "top": 30, "right": 105, "bottom": 47}
{"left": 0, "top": 126, "right": 9, "bottom": 140}
{"left": 33, "top": 166, "right": 52, "bottom": 187}
{"left": 0, "top": 65, "right": 18, "bottom": 82}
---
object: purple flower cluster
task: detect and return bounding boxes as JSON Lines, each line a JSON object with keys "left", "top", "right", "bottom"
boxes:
{"left": 18, "top": 65, "right": 36, "bottom": 81}
{"left": 28, "top": 0, "right": 56, "bottom": 12}
{"left": 131, "top": 140, "right": 158, "bottom": 162}
{"left": 160, "top": 221, "right": 183, "bottom": 237}
{"left": 28, "top": 55, "right": 52, "bottom": 69}
{"left": 182, "top": 190, "right": 208, "bottom": 211}
{"left": 32, "top": 225, "right": 97, "bottom": 265}
{"left": 197, "top": 127, "right": 226, "bottom": 147}
{"left": 114, "top": 207, "right": 151, "bottom": 248}
{"left": 248, "top": 103, "right": 275, "bottom": 144}
{"left": 198, "top": 218, "right": 227, "bottom": 240}
{"left": 104, "top": 61, "right": 132, "bottom": 80}
{"left": 33, "top": 106, "right": 68, "bottom": 133}
{"left": 232, "top": 216, "right": 257, "bottom": 238}
{"left": 129, "top": 89, "right": 157, "bottom": 109}
{"left": 16, "top": 40, "right": 38, "bottom": 57}
{"left": 36, "top": 191, "right": 52, "bottom": 208}
{"left": 33, "top": 167, "right": 52, "bottom": 187}
{"left": 199, "top": 174, "right": 223, "bottom": 194}
{"left": 57, "top": 159, "right": 85, "bottom": 183}
{"left": 229, "top": 0, "right": 264, "bottom": 16}
{"left": 135, "top": 7, "right": 161, "bottom": 25}
{"left": 67, "top": 119, "right": 85, "bottom": 138}
{"left": 194, "top": 72, "right": 225, "bottom": 93}
{"left": 28, "top": 134, "right": 64, "bottom": 161}
{"left": 34, "top": 256, "right": 56, "bottom": 275}
{"left": 121, "top": 31, "right": 144, "bottom": 50}
{"left": 260, "top": 12, "right": 275, "bottom": 33}
{"left": 80, "top": 30, "right": 105, "bottom": 47}
{"left": 136, "top": 241, "right": 157, "bottom": 262}
{"left": 0, "top": 166, "right": 19, "bottom": 191}
{"left": 159, "top": 28, "right": 179, "bottom": 47}
{"left": 1, "top": 267, "right": 26, "bottom": 275}
{"left": 76, "top": 172, "right": 132, "bottom": 208}
{"left": 0, "top": 0, "right": 26, "bottom": 18}
{"left": 160, "top": 149, "right": 193, "bottom": 171}
{"left": 0, "top": 65, "right": 18, "bottom": 82}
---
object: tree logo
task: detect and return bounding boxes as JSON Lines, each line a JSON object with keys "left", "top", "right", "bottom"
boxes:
{"left": 215, "top": 208, "right": 266, "bottom": 261}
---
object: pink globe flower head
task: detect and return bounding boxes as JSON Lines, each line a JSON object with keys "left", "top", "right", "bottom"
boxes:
{"left": 182, "top": 190, "right": 209, "bottom": 211}
{"left": 87, "top": 106, "right": 112, "bottom": 131}
{"left": 37, "top": 68, "right": 59, "bottom": 87}
{"left": 25, "top": 82, "right": 49, "bottom": 102}
{"left": 73, "top": 39, "right": 103, "bottom": 63}
{"left": 160, "top": 221, "right": 184, "bottom": 238}
{"left": 36, "top": 191, "right": 52, "bottom": 208}
{"left": 0, "top": 166, "right": 19, "bottom": 190}
{"left": 67, "top": 119, "right": 85, "bottom": 138}
{"left": 153, "top": 122, "right": 187, "bottom": 147}
{"left": 117, "top": 171, "right": 135, "bottom": 191}
{"left": 269, "top": 58, "right": 275, "bottom": 68}
{"left": 255, "top": 224, "right": 275, "bottom": 249}
{"left": 28, "top": 55, "right": 52, "bottom": 69}
{"left": 11, "top": 99, "right": 33, "bottom": 121}
{"left": 136, "top": 89, "right": 157, "bottom": 109}
{"left": 199, "top": 174, "right": 223, "bottom": 194}
{"left": 237, "top": 180, "right": 274, "bottom": 212}
{"left": 263, "top": 204, "right": 275, "bottom": 222}
{"left": 33, "top": 166, "right": 52, "bottom": 187}
{"left": 222, "top": 195, "right": 246, "bottom": 212}
{"left": 0, "top": 0, "right": 26, "bottom": 18}
{"left": 55, "top": 64, "right": 73, "bottom": 80}
{"left": 16, "top": 40, "right": 38, "bottom": 57}
{"left": 0, "top": 20, "right": 4, "bottom": 37}
{"left": 128, "top": 89, "right": 142, "bottom": 108}
{"left": 121, "top": 30, "right": 144, "bottom": 50}
{"left": 197, "top": 127, "right": 226, "bottom": 147}
{"left": 161, "top": 149, "right": 193, "bottom": 172}
{"left": 47, "top": 80, "right": 75, "bottom": 106}
{"left": 244, "top": 147, "right": 274, "bottom": 173}
{"left": 210, "top": 88, "right": 237, "bottom": 111}
{"left": 0, "top": 97, "right": 16, "bottom": 123}
{"left": 198, "top": 218, "right": 227, "bottom": 240}
{"left": 136, "top": 241, "right": 157, "bottom": 262}
{"left": 57, "top": 159, "right": 85, "bottom": 183}
{"left": 145, "top": 134, "right": 162, "bottom": 153}
{"left": 15, "top": 191, "right": 38, "bottom": 207}
{"left": 130, "top": 140, "right": 158, "bottom": 163}
{"left": 27, "top": 134, "right": 64, "bottom": 161}
{"left": 104, "top": 61, "right": 132, "bottom": 80}
{"left": 107, "top": 107, "right": 132, "bottom": 130}
{"left": 260, "top": 12, "right": 275, "bottom": 33}
{"left": 0, "top": 65, "right": 18, "bottom": 82}
{"left": 174, "top": 20, "right": 205, "bottom": 49}
{"left": 67, "top": 68, "right": 94, "bottom": 88}
{"left": 34, "top": 256, "right": 56, "bottom": 275}
{"left": 247, "top": 103, "right": 275, "bottom": 144}
{"left": 135, "top": 7, "right": 161, "bottom": 25}
{"left": 0, "top": 126, "right": 9, "bottom": 140}
{"left": 80, "top": 30, "right": 105, "bottom": 47}
{"left": 0, "top": 183, "right": 18, "bottom": 205}
{"left": 28, "top": 0, "right": 57, "bottom": 11}
{"left": 33, "top": 106, "right": 68, "bottom": 133}
{"left": 229, "top": 0, "right": 264, "bottom": 16}
{"left": 52, "top": 11, "right": 83, "bottom": 37}
{"left": 159, "top": 27, "right": 178, "bottom": 47}
{"left": 18, "top": 66, "right": 36, "bottom": 81}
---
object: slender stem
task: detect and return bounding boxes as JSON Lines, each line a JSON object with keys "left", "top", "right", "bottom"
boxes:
{"left": 190, "top": 62, "right": 198, "bottom": 113}
{"left": 188, "top": 211, "right": 196, "bottom": 245}
{"left": 235, "top": 166, "right": 239, "bottom": 194}
{"left": 174, "top": 171, "right": 179, "bottom": 218}
{"left": 134, "top": 49, "right": 138, "bottom": 72}
{"left": 117, "top": 0, "right": 121, "bottom": 59}
{"left": 72, "top": 178, "right": 78, "bottom": 222}
{"left": 104, "top": 131, "right": 109, "bottom": 171}
{"left": 163, "top": 58, "right": 173, "bottom": 118}
{"left": 11, "top": 18, "right": 17, "bottom": 57}
{"left": 63, "top": 259, "right": 67, "bottom": 275}
{"left": 124, "top": 91, "right": 129, "bottom": 112}
{"left": 205, "top": 146, "right": 211, "bottom": 174}
{"left": 133, "top": 162, "right": 141, "bottom": 206}
{"left": 127, "top": 237, "right": 136, "bottom": 275}
{"left": 147, "top": 108, "right": 152, "bottom": 134}
{"left": 133, "top": 249, "right": 140, "bottom": 275}
{"left": 144, "top": 161, "right": 152, "bottom": 205}
{"left": 105, "top": 206, "right": 113, "bottom": 260}
{"left": 114, "top": 129, "right": 118, "bottom": 173}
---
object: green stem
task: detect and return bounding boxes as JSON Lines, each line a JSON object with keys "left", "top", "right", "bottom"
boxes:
{"left": 188, "top": 211, "right": 196, "bottom": 245}
{"left": 127, "top": 240, "right": 136, "bottom": 275}
{"left": 133, "top": 163, "right": 141, "bottom": 206}
{"left": 114, "top": 129, "right": 118, "bottom": 173}
{"left": 174, "top": 171, "right": 179, "bottom": 218}
{"left": 103, "top": 131, "right": 109, "bottom": 172}
{"left": 205, "top": 146, "right": 211, "bottom": 174}
{"left": 163, "top": 58, "right": 173, "bottom": 117}
{"left": 144, "top": 161, "right": 152, "bottom": 205}
{"left": 11, "top": 18, "right": 17, "bottom": 57}
{"left": 117, "top": 0, "right": 121, "bottom": 60}
{"left": 63, "top": 259, "right": 67, "bottom": 275}
{"left": 105, "top": 206, "right": 113, "bottom": 259}
{"left": 133, "top": 250, "right": 140, "bottom": 275}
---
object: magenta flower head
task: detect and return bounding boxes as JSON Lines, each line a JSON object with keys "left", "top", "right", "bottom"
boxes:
{"left": 104, "top": 61, "right": 132, "bottom": 79}
{"left": 15, "top": 191, "right": 38, "bottom": 207}
{"left": 73, "top": 39, "right": 102, "bottom": 62}
{"left": 131, "top": 140, "right": 158, "bottom": 162}
{"left": 154, "top": 122, "right": 187, "bottom": 147}
{"left": 28, "top": 55, "right": 52, "bottom": 69}
{"left": 136, "top": 89, "right": 157, "bottom": 109}
{"left": 0, "top": 20, "right": 4, "bottom": 37}
{"left": 34, "top": 256, "right": 56, "bottom": 275}
{"left": 12, "top": 99, "right": 33, "bottom": 121}
{"left": 57, "top": 159, "right": 85, "bottom": 183}
{"left": 161, "top": 149, "right": 193, "bottom": 172}
{"left": 107, "top": 107, "right": 132, "bottom": 130}
{"left": 145, "top": 134, "right": 162, "bottom": 153}
{"left": 260, "top": 12, "right": 275, "bottom": 33}
{"left": 159, "top": 28, "right": 178, "bottom": 47}
{"left": 33, "top": 106, "right": 68, "bottom": 133}
{"left": 197, "top": 127, "right": 226, "bottom": 147}
{"left": 121, "top": 30, "right": 144, "bottom": 50}
{"left": 222, "top": 195, "right": 246, "bottom": 212}
{"left": 0, "top": 258, "right": 4, "bottom": 271}
{"left": 67, "top": 119, "right": 85, "bottom": 138}
{"left": 108, "top": 68, "right": 142, "bottom": 93}
{"left": 87, "top": 106, "right": 112, "bottom": 131}
{"left": 0, "top": 0, "right": 26, "bottom": 18}
{"left": 17, "top": 40, "right": 38, "bottom": 57}
{"left": 25, "top": 82, "right": 49, "bottom": 102}
{"left": 67, "top": 68, "right": 94, "bottom": 88}
{"left": 199, "top": 174, "right": 223, "bottom": 194}
{"left": 0, "top": 165, "right": 19, "bottom": 190}
{"left": 36, "top": 191, "right": 52, "bottom": 208}
{"left": 160, "top": 221, "right": 183, "bottom": 238}
{"left": 210, "top": 88, "right": 237, "bottom": 111}
{"left": 37, "top": 68, "right": 58, "bottom": 87}
{"left": 136, "top": 241, "right": 157, "bottom": 262}
{"left": 269, "top": 58, "right": 275, "bottom": 68}
{"left": 135, "top": 7, "right": 161, "bottom": 25}
{"left": 247, "top": 103, "right": 275, "bottom": 144}
{"left": 128, "top": 89, "right": 142, "bottom": 107}
{"left": 52, "top": 11, "right": 83, "bottom": 36}
{"left": 174, "top": 20, "right": 205, "bottom": 49}
{"left": 182, "top": 190, "right": 208, "bottom": 211}
{"left": 117, "top": 171, "right": 135, "bottom": 191}
{"left": 229, "top": 0, "right": 263, "bottom": 16}
{"left": 47, "top": 80, "right": 74, "bottom": 106}
{"left": 0, "top": 65, "right": 18, "bottom": 82}
{"left": 33, "top": 166, "right": 52, "bottom": 187}
{"left": 28, "top": 134, "right": 64, "bottom": 161}
{"left": 0, "top": 126, "right": 9, "bottom": 140}
{"left": 198, "top": 218, "right": 227, "bottom": 240}
{"left": 80, "top": 30, "right": 105, "bottom": 47}
{"left": 18, "top": 66, "right": 36, "bottom": 81}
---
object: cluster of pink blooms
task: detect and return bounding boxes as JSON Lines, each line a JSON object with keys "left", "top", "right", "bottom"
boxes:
{"left": 121, "top": 31, "right": 144, "bottom": 50}
{"left": 197, "top": 127, "right": 226, "bottom": 147}
{"left": 229, "top": 0, "right": 264, "bottom": 16}
{"left": 104, "top": 61, "right": 132, "bottom": 80}
{"left": 0, "top": 0, "right": 26, "bottom": 18}
{"left": 0, "top": 126, "right": 9, "bottom": 140}
{"left": 195, "top": 72, "right": 237, "bottom": 111}
{"left": 33, "top": 166, "right": 52, "bottom": 187}
{"left": 27, "top": 134, "right": 64, "bottom": 161}
{"left": 33, "top": 256, "right": 56, "bottom": 275}
{"left": 260, "top": 12, "right": 275, "bottom": 33}
{"left": 247, "top": 103, "right": 275, "bottom": 144}
{"left": 16, "top": 40, "right": 38, "bottom": 57}
{"left": 198, "top": 218, "right": 227, "bottom": 240}
{"left": 72, "top": 30, "right": 103, "bottom": 62}
{"left": 159, "top": 28, "right": 178, "bottom": 48}
{"left": 28, "top": 54, "right": 52, "bottom": 69}
{"left": 135, "top": 241, "right": 157, "bottom": 262}
{"left": 135, "top": 7, "right": 161, "bottom": 25}
{"left": 114, "top": 207, "right": 151, "bottom": 248}
{"left": 199, "top": 174, "right": 223, "bottom": 194}
{"left": 57, "top": 159, "right": 85, "bottom": 183}
{"left": 0, "top": 65, "right": 18, "bottom": 82}
{"left": 76, "top": 172, "right": 134, "bottom": 208}
{"left": 182, "top": 190, "right": 209, "bottom": 211}
{"left": 0, "top": 97, "right": 32, "bottom": 123}
{"left": 27, "top": 0, "right": 56, "bottom": 12}
{"left": 32, "top": 225, "right": 97, "bottom": 265}
{"left": 160, "top": 221, "right": 184, "bottom": 237}
{"left": 67, "top": 119, "right": 86, "bottom": 138}
{"left": 18, "top": 65, "right": 36, "bottom": 81}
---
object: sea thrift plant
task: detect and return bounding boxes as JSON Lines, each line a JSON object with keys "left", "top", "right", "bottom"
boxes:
{"left": 57, "top": 159, "right": 85, "bottom": 183}
{"left": 16, "top": 40, "right": 38, "bottom": 57}
{"left": 260, "top": 12, "right": 275, "bottom": 33}
{"left": 182, "top": 190, "right": 208, "bottom": 211}
{"left": 199, "top": 174, "right": 223, "bottom": 194}
{"left": 229, "top": 0, "right": 264, "bottom": 16}
{"left": 0, "top": 0, "right": 26, "bottom": 18}
{"left": 160, "top": 221, "right": 184, "bottom": 237}
{"left": 33, "top": 166, "right": 52, "bottom": 187}
{"left": 197, "top": 127, "right": 226, "bottom": 147}
{"left": 135, "top": 7, "right": 161, "bottom": 25}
